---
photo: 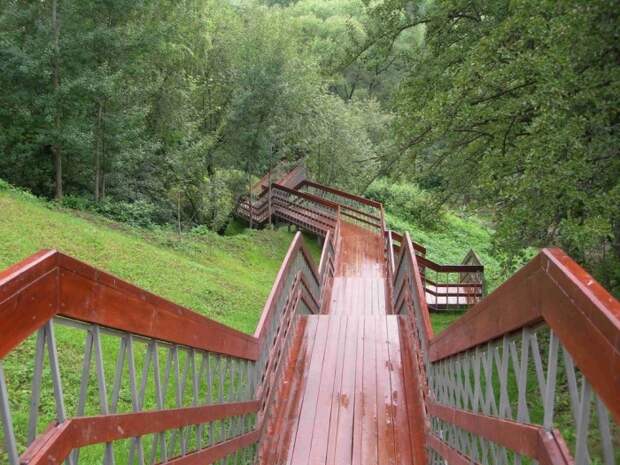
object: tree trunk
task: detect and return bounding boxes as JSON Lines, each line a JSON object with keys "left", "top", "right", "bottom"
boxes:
{"left": 52, "top": 0, "right": 62, "bottom": 200}
{"left": 177, "top": 190, "right": 182, "bottom": 235}
{"left": 94, "top": 102, "right": 103, "bottom": 201}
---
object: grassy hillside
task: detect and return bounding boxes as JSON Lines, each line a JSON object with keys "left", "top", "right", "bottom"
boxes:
{"left": 0, "top": 181, "right": 499, "bottom": 461}
{"left": 0, "top": 186, "right": 305, "bottom": 333}
{"left": 0, "top": 184, "right": 321, "bottom": 461}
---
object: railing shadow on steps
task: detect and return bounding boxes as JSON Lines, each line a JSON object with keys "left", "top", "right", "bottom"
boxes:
{"left": 0, "top": 219, "right": 340, "bottom": 465}
{"left": 393, "top": 232, "right": 619, "bottom": 465}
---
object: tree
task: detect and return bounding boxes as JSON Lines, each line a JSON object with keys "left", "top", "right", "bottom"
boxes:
{"left": 362, "top": 0, "right": 620, "bottom": 290}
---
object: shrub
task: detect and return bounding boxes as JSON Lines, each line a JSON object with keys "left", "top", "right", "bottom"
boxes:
{"left": 60, "top": 194, "right": 95, "bottom": 211}
{"left": 0, "top": 178, "right": 10, "bottom": 191}
{"left": 365, "top": 178, "right": 444, "bottom": 229}
{"left": 94, "top": 199, "right": 156, "bottom": 228}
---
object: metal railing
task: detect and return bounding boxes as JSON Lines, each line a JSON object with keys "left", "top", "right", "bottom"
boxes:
{"left": 0, "top": 222, "right": 342, "bottom": 465}
{"left": 0, "top": 251, "right": 259, "bottom": 465}
{"left": 393, "top": 233, "right": 620, "bottom": 465}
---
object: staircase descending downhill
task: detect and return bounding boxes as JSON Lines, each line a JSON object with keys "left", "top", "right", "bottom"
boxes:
{"left": 0, "top": 166, "right": 618, "bottom": 465}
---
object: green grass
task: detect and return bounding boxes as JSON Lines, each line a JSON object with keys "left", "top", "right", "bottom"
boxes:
{"left": 430, "top": 311, "right": 464, "bottom": 335}
{"left": 386, "top": 210, "right": 506, "bottom": 291}
{"left": 0, "top": 187, "right": 302, "bottom": 462}
{"left": 0, "top": 189, "right": 300, "bottom": 333}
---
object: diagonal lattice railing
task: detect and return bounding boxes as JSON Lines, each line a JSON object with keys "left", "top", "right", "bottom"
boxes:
{"left": 0, "top": 251, "right": 259, "bottom": 465}
{"left": 393, "top": 232, "right": 619, "bottom": 465}
{"left": 0, "top": 219, "right": 340, "bottom": 465}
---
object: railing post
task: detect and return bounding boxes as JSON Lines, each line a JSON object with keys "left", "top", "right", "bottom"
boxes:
{"left": 0, "top": 362, "right": 19, "bottom": 465}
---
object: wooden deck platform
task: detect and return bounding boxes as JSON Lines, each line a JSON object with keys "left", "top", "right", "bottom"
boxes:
{"left": 259, "top": 223, "right": 416, "bottom": 464}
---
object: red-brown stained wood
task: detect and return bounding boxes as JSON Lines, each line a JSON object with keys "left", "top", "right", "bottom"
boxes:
{"left": 327, "top": 315, "right": 360, "bottom": 465}
{"left": 427, "top": 434, "right": 482, "bottom": 465}
{"left": 308, "top": 315, "right": 344, "bottom": 464}
{"left": 4, "top": 168, "right": 620, "bottom": 465}
{"left": 0, "top": 268, "right": 59, "bottom": 358}
{"left": 59, "top": 266, "right": 258, "bottom": 361}
{"left": 398, "top": 315, "right": 428, "bottom": 465}
{"left": 376, "top": 316, "right": 396, "bottom": 465}
{"left": 386, "top": 316, "right": 414, "bottom": 464}
{"left": 22, "top": 402, "right": 258, "bottom": 465}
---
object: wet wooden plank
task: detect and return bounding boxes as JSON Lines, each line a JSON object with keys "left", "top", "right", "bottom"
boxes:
{"left": 359, "top": 316, "right": 378, "bottom": 465}
{"left": 288, "top": 316, "right": 331, "bottom": 464}
{"left": 326, "top": 316, "right": 360, "bottom": 465}
{"left": 351, "top": 316, "right": 366, "bottom": 465}
{"left": 308, "top": 315, "right": 345, "bottom": 463}
{"left": 377, "top": 316, "right": 397, "bottom": 465}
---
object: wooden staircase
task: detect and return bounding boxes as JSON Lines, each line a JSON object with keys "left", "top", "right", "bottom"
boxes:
{"left": 0, "top": 166, "right": 618, "bottom": 465}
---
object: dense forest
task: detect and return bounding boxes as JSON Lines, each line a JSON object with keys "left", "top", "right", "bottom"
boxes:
{"left": 0, "top": 0, "right": 618, "bottom": 293}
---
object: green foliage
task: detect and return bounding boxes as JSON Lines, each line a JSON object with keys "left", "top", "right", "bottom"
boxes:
{"left": 362, "top": 0, "right": 620, "bottom": 292}
{"left": 0, "top": 186, "right": 297, "bottom": 333}
{"left": 0, "top": 0, "right": 395, "bottom": 232}
{"left": 59, "top": 195, "right": 156, "bottom": 228}
{"left": 366, "top": 178, "right": 443, "bottom": 229}
{"left": 94, "top": 199, "right": 157, "bottom": 228}
{"left": 383, "top": 187, "right": 535, "bottom": 292}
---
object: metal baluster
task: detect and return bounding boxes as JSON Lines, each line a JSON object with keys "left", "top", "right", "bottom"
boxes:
{"left": 543, "top": 331, "right": 559, "bottom": 430}
{"left": 71, "top": 328, "right": 94, "bottom": 464}
{"left": 207, "top": 354, "right": 214, "bottom": 446}
{"left": 0, "top": 362, "right": 19, "bottom": 465}
{"left": 27, "top": 327, "right": 47, "bottom": 444}
{"left": 575, "top": 380, "right": 592, "bottom": 465}
{"left": 595, "top": 396, "right": 615, "bottom": 465}
{"left": 130, "top": 340, "right": 154, "bottom": 464}
{"left": 195, "top": 351, "right": 205, "bottom": 451}
{"left": 93, "top": 326, "right": 115, "bottom": 465}
{"left": 126, "top": 335, "right": 145, "bottom": 465}
{"left": 43, "top": 321, "right": 75, "bottom": 465}
{"left": 150, "top": 344, "right": 167, "bottom": 464}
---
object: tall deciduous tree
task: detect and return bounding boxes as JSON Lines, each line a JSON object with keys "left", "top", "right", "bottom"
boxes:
{"left": 363, "top": 0, "right": 620, "bottom": 290}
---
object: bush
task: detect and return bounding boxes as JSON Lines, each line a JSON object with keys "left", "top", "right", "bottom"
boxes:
{"left": 365, "top": 178, "right": 444, "bottom": 229}
{"left": 94, "top": 199, "right": 156, "bottom": 228}
{"left": 60, "top": 194, "right": 95, "bottom": 211}
{"left": 0, "top": 178, "right": 10, "bottom": 191}
{"left": 57, "top": 194, "right": 157, "bottom": 228}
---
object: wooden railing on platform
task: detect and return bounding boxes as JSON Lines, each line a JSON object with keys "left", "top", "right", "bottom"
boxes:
{"left": 237, "top": 183, "right": 340, "bottom": 237}
{"left": 0, "top": 217, "right": 342, "bottom": 465}
{"left": 393, "top": 232, "right": 620, "bottom": 465}
{"left": 385, "top": 229, "right": 483, "bottom": 311}
{"left": 296, "top": 180, "right": 383, "bottom": 232}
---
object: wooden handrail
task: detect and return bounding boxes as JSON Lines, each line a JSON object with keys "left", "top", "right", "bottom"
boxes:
{"left": 298, "top": 179, "right": 382, "bottom": 209}
{"left": 417, "top": 255, "right": 484, "bottom": 273}
{"left": 0, "top": 250, "right": 258, "bottom": 361}
{"left": 21, "top": 402, "right": 259, "bottom": 465}
{"left": 429, "top": 247, "right": 620, "bottom": 423}
{"left": 271, "top": 183, "right": 341, "bottom": 210}
{"left": 254, "top": 232, "right": 320, "bottom": 342}
{"left": 384, "top": 230, "right": 427, "bottom": 256}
